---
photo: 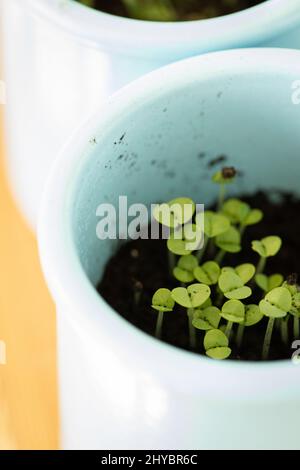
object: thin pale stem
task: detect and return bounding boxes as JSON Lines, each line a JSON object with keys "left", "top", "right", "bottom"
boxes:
{"left": 155, "top": 311, "right": 164, "bottom": 339}
{"left": 256, "top": 256, "right": 266, "bottom": 275}
{"left": 215, "top": 249, "right": 226, "bottom": 265}
{"left": 196, "top": 235, "right": 208, "bottom": 263}
{"left": 281, "top": 316, "right": 289, "bottom": 345}
{"left": 262, "top": 317, "right": 275, "bottom": 360}
{"left": 236, "top": 324, "right": 245, "bottom": 349}
{"left": 188, "top": 309, "right": 197, "bottom": 350}
{"left": 225, "top": 321, "right": 233, "bottom": 340}
{"left": 207, "top": 238, "right": 216, "bottom": 258}
{"left": 293, "top": 316, "right": 300, "bottom": 339}
{"left": 275, "top": 318, "right": 281, "bottom": 331}
{"left": 216, "top": 290, "right": 224, "bottom": 308}
{"left": 239, "top": 224, "right": 246, "bottom": 238}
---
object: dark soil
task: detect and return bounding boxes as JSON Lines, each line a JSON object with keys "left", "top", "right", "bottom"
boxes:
{"left": 83, "top": 0, "right": 264, "bottom": 21}
{"left": 98, "top": 191, "right": 300, "bottom": 361}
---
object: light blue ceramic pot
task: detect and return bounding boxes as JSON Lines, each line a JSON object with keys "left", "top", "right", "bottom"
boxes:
{"left": 3, "top": 0, "right": 300, "bottom": 228}
{"left": 39, "top": 49, "right": 300, "bottom": 449}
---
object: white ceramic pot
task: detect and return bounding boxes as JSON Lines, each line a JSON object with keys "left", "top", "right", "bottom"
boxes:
{"left": 2, "top": 0, "right": 300, "bottom": 229}
{"left": 39, "top": 48, "right": 300, "bottom": 450}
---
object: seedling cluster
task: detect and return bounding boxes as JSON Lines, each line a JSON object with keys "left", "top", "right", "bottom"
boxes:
{"left": 150, "top": 168, "right": 300, "bottom": 360}
{"left": 78, "top": 0, "right": 255, "bottom": 21}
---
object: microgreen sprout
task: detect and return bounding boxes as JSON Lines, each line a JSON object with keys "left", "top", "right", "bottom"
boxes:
{"left": 204, "top": 329, "right": 232, "bottom": 360}
{"left": 151, "top": 288, "right": 175, "bottom": 339}
{"left": 153, "top": 197, "right": 196, "bottom": 273}
{"left": 171, "top": 284, "right": 211, "bottom": 309}
{"left": 173, "top": 255, "right": 198, "bottom": 284}
{"left": 222, "top": 198, "right": 263, "bottom": 236}
{"left": 221, "top": 299, "right": 245, "bottom": 339}
{"left": 255, "top": 273, "right": 284, "bottom": 293}
{"left": 222, "top": 198, "right": 250, "bottom": 224}
{"left": 212, "top": 166, "right": 237, "bottom": 210}
{"left": 215, "top": 226, "right": 241, "bottom": 264}
{"left": 218, "top": 270, "right": 252, "bottom": 300}
{"left": 192, "top": 306, "right": 221, "bottom": 331}
{"left": 228, "top": 263, "right": 256, "bottom": 284}
{"left": 201, "top": 210, "right": 230, "bottom": 238}
{"left": 172, "top": 284, "right": 211, "bottom": 349}
{"left": 194, "top": 261, "right": 221, "bottom": 285}
{"left": 167, "top": 223, "right": 200, "bottom": 256}
{"left": 153, "top": 197, "right": 195, "bottom": 229}
{"left": 196, "top": 210, "right": 230, "bottom": 262}
{"left": 252, "top": 236, "right": 282, "bottom": 274}
{"left": 259, "top": 287, "right": 292, "bottom": 359}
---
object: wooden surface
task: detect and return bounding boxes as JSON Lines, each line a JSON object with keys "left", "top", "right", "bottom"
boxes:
{"left": 0, "top": 112, "right": 59, "bottom": 450}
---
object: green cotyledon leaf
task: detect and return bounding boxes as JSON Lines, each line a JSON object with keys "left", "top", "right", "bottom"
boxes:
{"left": 204, "top": 329, "right": 231, "bottom": 360}
{"left": 218, "top": 271, "right": 252, "bottom": 300}
{"left": 259, "top": 287, "right": 292, "bottom": 318}
{"left": 153, "top": 197, "right": 195, "bottom": 229}
{"left": 172, "top": 284, "right": 211, "bottom": 309}
{"left": 192, "top": 306, "right": 221, "bottom": 331}
{"left": 152, "top": 288, "right": 175, "bottom": 312}
{"left": 194, "top": 261, "right": 220, "bottom": 285}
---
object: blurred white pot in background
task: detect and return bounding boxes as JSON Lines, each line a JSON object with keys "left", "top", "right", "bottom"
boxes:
{"left": 2, "top": 0, "right": 300, "bottom": 229}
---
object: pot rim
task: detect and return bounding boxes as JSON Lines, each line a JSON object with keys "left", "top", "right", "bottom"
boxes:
{"left": 21, "top": 0, "right": 300, "bottom": 57}
{"left": 38, "top": 48, "right": 300, "bottom": 399}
